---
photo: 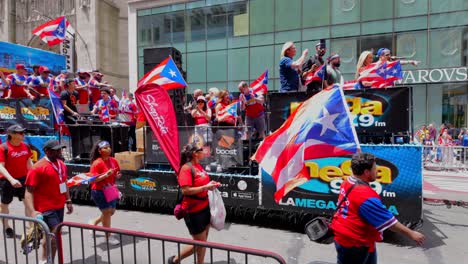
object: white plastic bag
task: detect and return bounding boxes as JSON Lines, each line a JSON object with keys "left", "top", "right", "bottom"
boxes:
{"left": 208, "top": 189, "right": 226, "bottom": 231}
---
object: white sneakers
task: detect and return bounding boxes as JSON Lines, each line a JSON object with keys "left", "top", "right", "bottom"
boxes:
{"left": 108, "top": 236, "right": 120, "bottom": 246}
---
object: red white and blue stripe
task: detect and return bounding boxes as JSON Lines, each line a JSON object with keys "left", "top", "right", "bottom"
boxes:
{"left": 32, "top": 16, "right": 70, "bottom": 46}
{"left": 358, "top": 61, "right": 403, "bottom": 88}
{"left": 138, "top": 57, "right": 187, "bottom": 90}
{"left": 252, "top": 85, "right": 360, "bottom": 202}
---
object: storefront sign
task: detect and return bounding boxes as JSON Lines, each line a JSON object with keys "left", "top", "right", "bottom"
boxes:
{"left": 397, "top": 66, "right": 467, "bottom": 84}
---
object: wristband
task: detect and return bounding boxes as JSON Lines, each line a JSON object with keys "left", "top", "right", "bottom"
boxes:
{"left": 65, "top": 200, "right": 72, "bottom": 204}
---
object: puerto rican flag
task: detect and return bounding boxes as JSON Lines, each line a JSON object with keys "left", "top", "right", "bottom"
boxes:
{"left": 67, "top": 173, "right": 97, "bottom": 188}
{"left": 138, "top": 56, "right": 187, "bottom": 90}
{"left": 32, "top": 16, "right": 70, "bottom": 46}
{"left": 358, "top": 61, "right": 403, "bottom": 88}
{"left": 342, "top": 80, "right": 360, "bottom": 90}
{"left": 304, "top": 65, "right": 327, "bottom": 86}
{"left": 218, "top": 102, "right": 238, "bottom": 125}
{"left": 252, "top": 85, "right": 360, "bottom": 203}
{"left": 250, "top": 70, "right": 268, "bottom": 95}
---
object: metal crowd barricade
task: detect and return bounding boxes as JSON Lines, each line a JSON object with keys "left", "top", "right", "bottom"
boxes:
{"left": 423, "top": 145, "right": 468, "bottom": 172}
{"left": 0, "top": 213, "right": 54, "bottom": 264}
{"left": 56, "top": 222, "right": 287, "bottom": 264}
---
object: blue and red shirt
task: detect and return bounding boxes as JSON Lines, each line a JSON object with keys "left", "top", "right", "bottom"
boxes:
{"left": 331, "top": 176, "right": 397, "bottom": 252}
{"left": 240, "top": 89, "right": 264, "bottom": 118}
{"left": 74, "top": 77, "right": 89, "bottom": 104}
{"left": 88, "top": 79, "right": 102, "bottom": 105}
{"left": 27, "top": 76, "right": 51, "bottom": 96}
{"left": 7, "top": 73, "right": 28, "bottom": 98}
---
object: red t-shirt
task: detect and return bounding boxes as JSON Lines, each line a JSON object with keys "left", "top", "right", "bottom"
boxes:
{"left": 88, "top": 79, "right": 101, "bottom": 104}
{"left": 0, "top": 142, "right": 32, "bottom": 179}
{"left": 25, "top": 158, "right": 67, "bottom": 212}
{"left": 90, "top": 157, "right": 120, "bottom": 190}
{"left": 74, "top": 78, "right": 89, "bottom": 104}
{"left": 240, "top": 91, "right": 264, "bottom": 118}
{"left": 178, "top": 163, "right": 210, "bottom": 213}
{"left": 192, "top": 108, "right": 210, "bottom": 125}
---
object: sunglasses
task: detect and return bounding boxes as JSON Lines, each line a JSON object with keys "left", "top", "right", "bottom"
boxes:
{"left": 195, "top": 148, "right": 203, "bottom": 152}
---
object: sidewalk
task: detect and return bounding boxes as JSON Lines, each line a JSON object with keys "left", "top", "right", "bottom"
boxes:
{"left": 422, "top": 168, "right": 468, "bottom": 202}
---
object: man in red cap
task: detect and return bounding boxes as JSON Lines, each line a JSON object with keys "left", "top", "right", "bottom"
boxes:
{"left": 74, "top": 69, "right": 91, "bottom": 113}
{"left": 88, "top": 71, "right": 112, "bottom": 108}
{"left": 5, "top": 64, "right": 35, "bottom": 99}
{"left": 27, "top": 66, "right": 51, "bottom": 98}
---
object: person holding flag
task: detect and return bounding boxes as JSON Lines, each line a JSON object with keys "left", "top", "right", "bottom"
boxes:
{"left": 302, "top": 39, "right": 327, "bottom": 95}
{"left": 238, "top": 81, "right": 266, "bottom": 140}
{"left": 215, "top": 90, "right": 240, "bottom": 127}
{"left": 91, "top": 88, "right": 118, "bottom": 123}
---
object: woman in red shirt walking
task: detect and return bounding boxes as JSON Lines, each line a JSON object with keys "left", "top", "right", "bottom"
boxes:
{"left": 168, "top": 143, "right": 220, "bottom": 264}
{"left": 88, "top": 140, "right": 122, "bottom": 245}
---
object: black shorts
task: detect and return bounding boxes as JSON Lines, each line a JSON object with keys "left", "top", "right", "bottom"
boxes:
{"left": 184, "top": 206, "right": 210, "bottom": 235}
{"left": 0, "top": 177, "right": 26, "bottom": 204}
{"left": 42, "top": 208, "right": 65, "bottom": 231}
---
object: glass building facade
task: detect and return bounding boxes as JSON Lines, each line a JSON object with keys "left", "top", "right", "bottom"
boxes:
{"left": 134, "top": 0, "right": 467, "bottom": 129}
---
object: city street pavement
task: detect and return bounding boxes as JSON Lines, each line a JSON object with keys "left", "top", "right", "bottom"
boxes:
{"left": 2, "top": 186, "right": 468, "bottom": 264}
{"left": 423, "top": 167, "right": 468, "bottom": 201}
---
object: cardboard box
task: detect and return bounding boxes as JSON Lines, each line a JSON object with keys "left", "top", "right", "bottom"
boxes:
{"left": 115, "top": 151, "right": 144, "bottom": 171}
{"left": 136, "top": 128, "right": 144, "bottom": 150}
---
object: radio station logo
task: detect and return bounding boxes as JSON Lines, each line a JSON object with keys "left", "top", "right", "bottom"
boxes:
{"left": 346, "top": 94, "right": 390, "bottom": 128}
{"left": 298, "top": 156, "right": 399, "bottom": 196}
{"left": 21, "top": 106, "right": 50, "bottom": 121}
{"left": 0, "top": 105, "right": 16, "bottom": 119}
{"left": 130, "top": 177, "right": 157, "bottom": 191}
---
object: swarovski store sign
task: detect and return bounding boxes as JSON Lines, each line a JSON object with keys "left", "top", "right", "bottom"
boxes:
{"left": 396, "top": 66, "right": 467, "bottom": 84}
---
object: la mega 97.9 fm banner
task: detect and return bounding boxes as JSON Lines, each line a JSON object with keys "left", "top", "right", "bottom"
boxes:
{"left": 268, "top": 86, "right": 411, "bottom": 134}
{"left": 261, "top": 145, "right": 423, "bottom": 223}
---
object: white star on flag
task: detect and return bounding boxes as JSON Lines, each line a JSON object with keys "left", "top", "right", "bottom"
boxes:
{"left": 57, "top": 26, "right": 63, "bottom": 33}
{"left": 315, "top": 107, "right": 340, "bottom": 136}
{"left": 169, "top": 69, "right": 177, "bottom": 77}
{"left": 379, "top": 68, "right": 385, "bottom": 74}
{"left": 392, "top": 69, "right": 397, "bottom": 74}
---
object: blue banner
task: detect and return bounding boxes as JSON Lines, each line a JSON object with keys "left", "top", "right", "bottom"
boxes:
{"left": 0, "top": 41, "right": 65, "bottom": 74}
{"left": 261, "top": 145, "right": 423, "bottom": 223}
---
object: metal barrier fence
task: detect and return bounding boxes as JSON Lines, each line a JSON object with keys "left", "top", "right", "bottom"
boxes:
{"left": 0, "top": 213, "right": 54, "bottom": 264}
{"left": 422, "top": 145, "right": 468, "bottom": 172}
{"left": 56, "top": 221, "right": 287, "bottom": 264}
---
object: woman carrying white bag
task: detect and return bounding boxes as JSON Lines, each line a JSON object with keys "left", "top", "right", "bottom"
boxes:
{"left": 168, "top": 143, "right": 221, "bottom": 264}
{"left": 208, "top": 188, "right": 226, "bottom": 231}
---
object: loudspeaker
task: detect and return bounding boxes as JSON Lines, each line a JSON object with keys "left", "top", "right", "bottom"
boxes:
{"left": 143, "top": 47, "right": 185, "bottom": 79}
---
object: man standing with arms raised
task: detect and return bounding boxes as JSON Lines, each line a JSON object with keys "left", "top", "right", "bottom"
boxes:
{"left": 0, "top": 125, "right": 33, "bottom": 238}
{"left": 279, "top": 41, "right": 308, "bottom": 93}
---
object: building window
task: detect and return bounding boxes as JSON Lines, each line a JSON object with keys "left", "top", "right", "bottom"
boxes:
{"left": 429, "top": 28, "right": 464, "bottom": 68}
{"left": 360, "top": 34, "right": 393, "bottom": 56}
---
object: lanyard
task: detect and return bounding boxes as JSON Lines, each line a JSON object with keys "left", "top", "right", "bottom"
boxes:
{"left": 45, "top": 157, "right": 63, "bottom": 183}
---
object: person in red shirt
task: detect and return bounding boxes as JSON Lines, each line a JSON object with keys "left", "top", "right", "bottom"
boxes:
{"left": 168, "top": 143, "right": 220, "bottom": 264}
{"left": 191, "top": 95, "right": 212, "bottom": 143}
{"left": 88, "top": 71, "right": 112, "bottom": 107}
{"left": 118, "top": 92, "right": 139, "bottom": 151}
{"left": 5, "top": 64, "right": 35, "bottom": 100}
{"left": 331, "top": 153, "right": 425, "bottom": 264}
{"left": 0, "top": 124, "right": 33, "bottom": 238}
{"left": 74, "top": 70, "right": 91, "bottom": 110}
{"left": 87, "top": 140, "right": 122, "bottom": 245}
{"left": 27, "top": 66, "right": 51, "bottom": 98}
{"left": 25, "top": 140, "right": 73, "bottom": 263}
{"left": 238, "top": 81, "right": 266, "bottom": 139}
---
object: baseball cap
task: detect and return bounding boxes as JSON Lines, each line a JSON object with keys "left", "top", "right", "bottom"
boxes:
{"left": 42, "top": 140, "right": 66, "bottom": 151}
{"left": 39, "top": 66, "right": 50, "bottom": 73}
{"left": 196, "top": 96, "right": 206, "bottom": 102}
{"left": 315, "top": 39, "right": 326, "bottom": 49}
{"left": 7, "top": 124, "right": 26, "bottom": 134}
{"left": 16, "top": 64, "right": 26, "bottom": 70}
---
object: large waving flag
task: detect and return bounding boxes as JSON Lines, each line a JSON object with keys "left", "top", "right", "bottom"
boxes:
{"left": 358, "top": 61, "right": 402, "bottom": 88}
{"left": 135, "top": 83, "right": 180, "bottom": 172}
{"left": 32, "top": 16, "right": 70, "bottom": 46}
{"left": 252, "top": 86, "right": 360, "bottom": 203}
{"left": 250, "top": 70, "right": 268, "bottom": 95}
{"left": 67, "top": 173, "right": 97, "bottom": 188}
{"left": 137, "top": 57, "right": 187, "bottom": 90}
